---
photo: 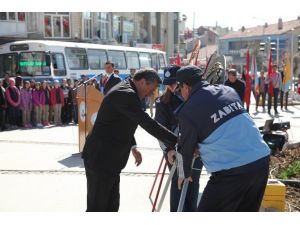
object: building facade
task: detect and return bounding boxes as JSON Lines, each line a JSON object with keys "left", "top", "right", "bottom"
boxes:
{"left": 0, "top": 12, "right": 180, "bottom": 59}
{"left": 219, "top": 18, "right": 300, "bottom": 76}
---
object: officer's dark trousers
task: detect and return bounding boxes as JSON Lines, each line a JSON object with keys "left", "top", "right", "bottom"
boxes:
{"left": 165, "top": 155, "right": 203, "bottom": 212}
{"left": 61, "top": 98, "right": 70, "bottom": 124}
{"left": 0, "top": 108, "right": 5, "bottom": 130}
{"left": 198, "top": 156, "right": 269, "bottom": 212}
{"left": 256, "top": 92, "right": 266, "bottom": 109}
{"left": 280, "top": 90, "right": 288, "bottom": 110}
{"left": 7, "top": 106, "right": 20, "bottom": 126}
{"left": 268, "top": 88, "right": 279, "bottom": 112}
{"left": 84, "top": 159, "right": 120, "bottom": 212}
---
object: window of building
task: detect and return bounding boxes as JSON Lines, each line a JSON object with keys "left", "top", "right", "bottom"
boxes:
{"left": 65, "top": 47, "right": 88, "bottom": 70}
{"left": 108, "top": 50, "right": 126, "bottom": 69}
{"left": 51, "top": 53, "right": 66, "bottom": 76}
{"left": 96, "top": 12, "right": 109, "bottom": 40}
{"left": 0, "top": 13, "right": 7, "bottom": 20}
{"left": 53, "top": 16, "right": 61, "bottom": 37}
{"left": 83, "top": 12, "right": 92, "bottom": 39}
{"left": 113, "top": 15, "right": 122, "bottom": 42}
{"left": 17, "top": 12, "right": 25, "bottom": 21}
{"left": 9, "top": 12, "right": 16, "bottom": 20}
{"left": 122, "top": 20, "right": 134, "bottom": 44}
{"left": 158, "top": 54, "right": 166, "bottom": 68}
{"left": 126, "top": 51, "right": 140, "bottom": 69}
{"left": 0, "top": 12, "right": 25, "bottom": 21}
{"left": 44, "top": 12, "right": 70, "bottom": 38}
{"left": 87, "top": 49, "right": 108, "bottom": 69}
{"left": 62, "top": 16, "right": 70, "bottom": 37}
{"left": 139, "top": 52, "right": 151, "bottom": 68}
{"left": 229, "top": 41, "right": 248, "bottom": 51}
{"left": 44, "top": 15, "right": 52, "bottom": 37}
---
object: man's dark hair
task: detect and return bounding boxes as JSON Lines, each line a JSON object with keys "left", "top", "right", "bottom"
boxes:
{"left": 133, "top": 68, "right": 162, "bottom": 84}
{"left": 105, "top": 61, "right": 115, "bottom": 68}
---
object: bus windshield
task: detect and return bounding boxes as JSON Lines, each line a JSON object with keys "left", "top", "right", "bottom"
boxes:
{"left": 19, "top": 52, "right": 51, "bottom": 76}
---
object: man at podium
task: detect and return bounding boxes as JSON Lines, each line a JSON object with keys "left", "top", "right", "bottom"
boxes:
{"left": 101, "top": 61, "right": 121, "bottom": 95}
{"left": 82, "top": 68, "right": 177, "bottom": 212}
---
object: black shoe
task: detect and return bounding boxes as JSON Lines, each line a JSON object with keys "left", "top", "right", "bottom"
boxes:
{"left": 275, "top": 110, "right": 279, "bottom": 115}
{"left": 268, "top": 110, "right": 271, "bottom": 114}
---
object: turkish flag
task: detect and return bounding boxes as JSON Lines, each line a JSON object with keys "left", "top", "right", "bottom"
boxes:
{"left": 176, "top": 53, "right": 181, "bottom": 66}
{"left": 267, "top": 49, "right": 274, "bottom": 97}
{"left": 244, "top": 49, "right": 251, "bottom": 106}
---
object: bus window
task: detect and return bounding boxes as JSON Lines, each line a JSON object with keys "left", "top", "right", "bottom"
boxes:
{"left": 19, "top": 52, "right": 50, "bottom": 76}
{"left": 87, "top": 49, "right": 107, "bottom": 69}
{"left": 0, "top": 53, "right": 18, "bottom": 78}
{"left": 107, "top": 50, "right": 126, "bottom": 69}
{"left": 126, "top": 51, "right": 139, "bottom": 69}
{"left": 151, "top": 53, "right": 158, "bottom": 69}
{"left": 139, "top": 52, "right": 151, "bottom": 68}
{"left": 51, "top": 53, "right": 66, "bottom": 76}
{"left": 158, "top": 54, "right": 166, "bottom": 69}
{"left": 65, "top": 47, "right": 88, "bottom": 70}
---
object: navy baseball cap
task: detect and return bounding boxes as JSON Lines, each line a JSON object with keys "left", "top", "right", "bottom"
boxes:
{"left": 176, "top": 65, "right": 203, "bottom": 86}
{"left": 163, "top": 65, "right": 181, "bottom": 85}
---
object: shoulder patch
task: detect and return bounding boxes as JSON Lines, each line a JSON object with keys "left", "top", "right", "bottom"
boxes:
{"left": 165, "top": 71, "right": 170, "bottom": 78}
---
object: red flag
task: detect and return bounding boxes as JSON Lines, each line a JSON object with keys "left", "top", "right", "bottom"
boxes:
{"left": 176, "top": 53, "right": 181, "bottom": 66}
{"left": 246, "top": 49, "right": 250, "bottom": 76}
{"left": 267, "top": 49, "right": 274, "bottom": 97}
{"left": 244, "top": 49, "right": 251, "bottom": 107}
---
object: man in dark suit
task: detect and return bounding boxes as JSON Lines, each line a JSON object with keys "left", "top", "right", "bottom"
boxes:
{"left": 82, "top": 68, "right": 177, "bottom": 212}
{"left": 102, "top": 61, "right": 121, "bottom": 95}
{"left": 225, "top": 69, "right": 246, "bottom": 103}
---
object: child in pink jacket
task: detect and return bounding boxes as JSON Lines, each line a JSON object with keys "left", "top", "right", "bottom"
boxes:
{"left": 32, "top": 82, "right": 45, "bottom": 128}
{"left": 20, "top": 81, "right": 32, "bottom": 128}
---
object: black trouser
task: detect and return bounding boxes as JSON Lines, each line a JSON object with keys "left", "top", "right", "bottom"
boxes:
{"left": 256, "top": 92, "right": 266, "bottom": 109}
{"left": 268, "top": 88, "right": 279, "bottom": 112}
{"left": 68, "top": 102, "right": 73, "bottom": 123}
{"left": 0, "top": 107, "right": 5, "bottom": 130}
{"left": 198, "top": 156, "right": 270, "bottom": 212}
{"left": 72, "top": 104, "right": 78, "bottom": 124}
{"left": 7, "top": 106, "right": 20, "bottom": 126}
{"left": 164, "top": 154, "right": 203, "bottom": 212}
{"left": 84, "top": 159, "right": 120, "bottom": 212}
{"left": 61, "top": 98, "right": 70, "bottom": 124}
{"left": 280, "top": 90, "right": 288, "bottom": 109}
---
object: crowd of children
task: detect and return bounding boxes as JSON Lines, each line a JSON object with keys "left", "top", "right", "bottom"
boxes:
{"left": 0, "top": 75, "right": 79, "bottom": 131}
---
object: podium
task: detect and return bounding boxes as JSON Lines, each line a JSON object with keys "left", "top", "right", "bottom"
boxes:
{"left": 76, "top": 85, "right": 104, "bottom": 152}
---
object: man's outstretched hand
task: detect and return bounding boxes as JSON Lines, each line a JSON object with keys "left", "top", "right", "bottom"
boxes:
{"left": 131, "top": 148, "right": 142, "bottom": 166}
